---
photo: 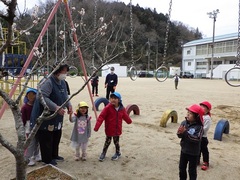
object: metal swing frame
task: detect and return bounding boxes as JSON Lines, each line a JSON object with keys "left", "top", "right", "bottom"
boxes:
{"left": 224, "top": 0, "right": 240, "bottom": 87}
{"left": 128, "top": 0, "right": 173, "bottom": 82}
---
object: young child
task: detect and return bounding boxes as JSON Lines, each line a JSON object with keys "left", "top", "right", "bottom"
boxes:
{"left": 177, "top": 104, "right": 204, "bottom": 180}
{"left": 21, "top": 88, "right": 41, "bottom": 166}
{"left": 199, "top": 101, "right": 212, "bottom": 170}
{"left": 91, "top": 75, "right": 99, "bottom": 97}
{"left": 173, "top": 73, "right": 180, "bottom": 89}
{"left": 69, "top": 101, "right": 91, "bottom": 161}
{"left": 94, "top": 92, "right": 132, "bottom": 161}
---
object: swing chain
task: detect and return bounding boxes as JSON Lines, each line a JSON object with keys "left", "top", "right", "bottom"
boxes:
{"left": 236, "top": 0, "right": 240, "bottom": 67}
{"left": 130, "top": 0, "right": 134, "bottom": 66}
{"left": 163, "top": 0, "right": 172, "bottom": 64}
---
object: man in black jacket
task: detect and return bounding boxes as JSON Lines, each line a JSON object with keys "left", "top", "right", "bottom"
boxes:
{"left": 105, "top": 67, "right": 118, "bottom": 100}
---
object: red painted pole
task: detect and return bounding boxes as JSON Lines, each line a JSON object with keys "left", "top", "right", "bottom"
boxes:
{"left": 63, "top": 0, "right": 98, "bottom": 120}
{"left": 0, "top": 0, "right": 62, "bottom": 119}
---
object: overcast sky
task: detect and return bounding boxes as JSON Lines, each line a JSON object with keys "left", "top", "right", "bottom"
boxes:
{"left": 117, "top": 0, "right": 239, "bottom": 37}
{"left": 2, "top": 0, "right": 239, "bottom": 37}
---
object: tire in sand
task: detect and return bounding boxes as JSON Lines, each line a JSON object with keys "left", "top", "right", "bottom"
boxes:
{"left": 213, "top": 119, "right": 230, "bottom": 141}
{"left": 94, "top": 97, "right": 109, "bottom": 111}
{"left": 160, "top": 110, "right": 178, "bottom": 127}
{"left": 126, "top": 104, "right": 140, "bottom": 116}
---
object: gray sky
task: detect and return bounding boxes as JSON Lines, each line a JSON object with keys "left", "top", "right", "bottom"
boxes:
{"left": 118, "top": 0, "right": 239, "bottom": 37}
{"left": 4, "top": 0, "right": 239, "bottom": 37}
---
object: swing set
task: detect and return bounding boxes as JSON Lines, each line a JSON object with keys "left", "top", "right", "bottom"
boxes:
{"left": 0, "top": 0, "right": 97, "bottom": 119}
{"left": 128, "top": 0, "right": 172, "bottom": 82}
{"left": 225, "top": 0, "right": 240, "bottom": 87}
{"left": 0, "top": 0, "right": 174, "bottom": 119}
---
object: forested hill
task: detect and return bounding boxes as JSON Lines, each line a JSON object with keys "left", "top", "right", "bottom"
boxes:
{"left": 13, "top": 0, "right": 203, "bottom": 70}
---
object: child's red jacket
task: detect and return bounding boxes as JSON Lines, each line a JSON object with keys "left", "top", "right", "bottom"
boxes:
{"left": 94, "top": 103, "right": 132, "bottom": 136}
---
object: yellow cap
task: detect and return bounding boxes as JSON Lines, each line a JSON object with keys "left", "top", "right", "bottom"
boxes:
{"left": 78, "top": 101, "right": 89, "bottom": 108}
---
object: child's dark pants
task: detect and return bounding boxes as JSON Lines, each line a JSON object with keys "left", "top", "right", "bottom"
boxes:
{"left": 199, "top": 137, "right": 209, "bottom": 163}
{"left": 179, "top": 151, "right": 198, "bottom": 180}
{"left": 102, "top": 136, "right": 120, "bottom": 154}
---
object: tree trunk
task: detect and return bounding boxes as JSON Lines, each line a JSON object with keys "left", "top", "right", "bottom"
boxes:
{"left": 15, "top": 154, "right": 27, "bottom": 180}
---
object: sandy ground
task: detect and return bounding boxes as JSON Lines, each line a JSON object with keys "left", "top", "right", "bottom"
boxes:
{"left": 1, "top": 76, "right": 240, "bottom": 180}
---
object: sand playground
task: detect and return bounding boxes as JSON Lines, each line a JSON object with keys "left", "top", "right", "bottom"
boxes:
{"left": 0, "top": 77, "right": 240, "bottom": 179}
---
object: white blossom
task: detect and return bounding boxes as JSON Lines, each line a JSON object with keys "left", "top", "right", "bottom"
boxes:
{"left": 71, "top": 28, "right": 76, "bottom": 32}
{"left": 99, "top": 17, "right": 104, "bottom": 22}
{"left": 59, "top": 34, "right": 65, "bottom": 40}
{"left": 78, "top": 8, "right": 85, "bottom": 16}
{"left": 33, "top": 20, "right": 38, "bottom": 25}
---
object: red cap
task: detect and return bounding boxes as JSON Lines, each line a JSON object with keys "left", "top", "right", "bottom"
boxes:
{"left": 199, "top": 101, "right": 212, "bottom": 110}
{"left": 186, "top": 104, "right": 204, "bottom": 125}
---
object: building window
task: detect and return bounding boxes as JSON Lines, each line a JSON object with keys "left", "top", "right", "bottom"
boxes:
{"left": 187, "top": 50, "right": 191, "bottom": 55}
{"left": 196, "top": 45, "right": 208, "bottom": 55}
{"left": 196, "top": 62, "right": 207, "bottom": 65}
{"left": 188, "top": 62, "right": 191, "bottom": 66}
{"left": 196, "top": 67, "right": 207, "bottom": 70}
{"left": 213, "top": 61, "right": 222, "bottom": 65}
{"left": 208, "top": 40, "right": 237, "bottom": 54}
{"left": 229, "top": 60, "right": 237, "bottom": 64}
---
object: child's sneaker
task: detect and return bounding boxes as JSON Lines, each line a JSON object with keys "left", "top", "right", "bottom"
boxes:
{"left": 111, "top": 152, "right": 121, "bottom": 161}
{"left": 82, "top": 153, "right": 87, "bottom": 161}
{"left": 98, "top": 153, "right": 106, "bottom": 162}
{"left": 74, "top": 156, "right": 80, "bottom": 161}
{"left": 96, "top": 94, "right": 99, "bottom": 97}
{"left": 28, "top": 158, "right": 36, "bottom": 166}
{"left": 35, "top": 154, "right": 42, "bottom": 162}
{"left": 201, "top": 162, "right": 209, "bottom": 170}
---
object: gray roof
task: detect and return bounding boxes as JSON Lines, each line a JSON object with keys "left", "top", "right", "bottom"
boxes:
{"left": 183, "top": 32, "right": 238, "bottom": 47}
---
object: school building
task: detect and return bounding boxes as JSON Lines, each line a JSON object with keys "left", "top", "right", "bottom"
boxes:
{"left": 182, "top": 32, "right": 238, "bottom": 79}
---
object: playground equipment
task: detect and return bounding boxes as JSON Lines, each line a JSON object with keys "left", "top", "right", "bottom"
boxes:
{"left": 0, "top": 25, "right": 39, "bottom": 107}
{"left": 225, "top": 0, "right": 240, "bottom": 87}
{"left": 160, "top": 109, "right": 178, "bottom": 127}
{"left": 213, "top": 119, "right": 230, "bottom": 141}
{"left": 93, "top": 97, "right": 109, "bottom": 111}
{"left": 125, "top": 104, "right": 140, "bottom": 116}
{"left": 128, "top": 0, "right": 172, "bottom": 82}
{"left": 0, "top": 0, "right": 98, "bottom": 120}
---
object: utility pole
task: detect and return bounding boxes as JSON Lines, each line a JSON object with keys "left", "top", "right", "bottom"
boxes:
{"left": 147, "top": 39, "right": 150, "bottom": 76}
{"left": 207, "top": 9, "right": 220, "bottom": 79}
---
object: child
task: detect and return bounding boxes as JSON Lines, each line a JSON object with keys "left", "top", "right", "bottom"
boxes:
{"left": 69, "top": 101, "right": 91, "bottom": 161}
{"left": 173, "top": 73, "right": 180, "bottom": 89}
{"left": 21, "top": 88, "right": 41, "bottom": 166}
{"left": 177, "top": 104, "right": 204, "bottom": 180}
{"left": 94, "top": 92, "right": 132, "bottom": 161}
{"left": 199, "top": 101, "right": 212, "bottom": 170}
{"left": 91, "top": 75, "right": 99, "bottom": 97}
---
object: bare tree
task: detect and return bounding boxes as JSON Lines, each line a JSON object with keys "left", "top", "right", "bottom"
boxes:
{"left": 0, "top": 0, "right": 127, "bottom": 179}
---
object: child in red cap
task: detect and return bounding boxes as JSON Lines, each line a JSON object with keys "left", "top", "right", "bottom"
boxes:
{"left": 198, "top": 101, "right": 212, "bottom": 170}
{"left": 177, "top": 104, "right": 204, "bottom": 180}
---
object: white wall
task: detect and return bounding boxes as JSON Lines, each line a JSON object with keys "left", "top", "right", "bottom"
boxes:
{"left": 209, "top": 64, "right": 235, "bottom": 79}
{"left": 101, "top": 63, "right": 127, "bottom": 77}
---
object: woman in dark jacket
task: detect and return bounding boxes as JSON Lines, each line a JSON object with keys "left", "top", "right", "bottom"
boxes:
{"left": 31, "top": 64, "right": 72, "bottom": 166}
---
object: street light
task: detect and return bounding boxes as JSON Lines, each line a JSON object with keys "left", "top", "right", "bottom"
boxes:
{"left": 207, "top": 9, "right": 220, "bottom": 79}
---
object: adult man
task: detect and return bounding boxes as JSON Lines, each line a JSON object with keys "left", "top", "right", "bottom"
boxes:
{"left": 105, "top": 67, "right": 118, "bottom": 100}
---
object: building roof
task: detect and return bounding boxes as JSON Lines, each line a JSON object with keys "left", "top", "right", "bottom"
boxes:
{"left": 183, "top": 32, "right": 238, "bottom": 47}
